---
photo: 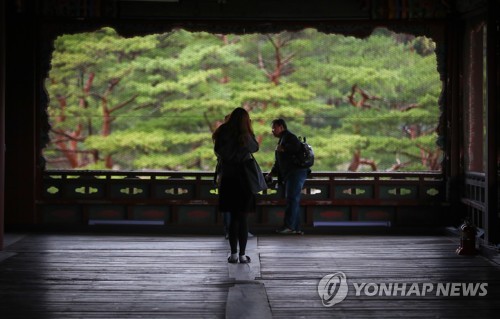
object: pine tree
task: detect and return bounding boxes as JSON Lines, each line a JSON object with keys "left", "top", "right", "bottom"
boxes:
{"left": 44, "top": 27, "right": 442, "bottom": 172}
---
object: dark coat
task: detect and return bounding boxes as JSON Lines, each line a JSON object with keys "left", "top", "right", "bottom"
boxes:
{"left": 270, "top": 129, "right": 302, "bottom": 182}
{"left": 214, "top": 124, "right": 259, "bottom": 213}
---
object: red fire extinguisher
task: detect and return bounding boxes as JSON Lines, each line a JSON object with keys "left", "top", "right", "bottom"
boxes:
{"left": 456, "top": 219, "right": 477, "bottom": 255}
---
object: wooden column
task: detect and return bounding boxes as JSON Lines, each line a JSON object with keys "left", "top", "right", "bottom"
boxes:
{"left": 4, "top": 1, "right": 36, "bottom": 226}
{"left": 465, "top": 22, "right": 485, "bottom": 172}
{"left": 0, "top": 0, "right": 5, "bottom": 249}
{"left": 446, "top": 14, "right": 463, "bottom": 224}
{"left": 484, "top": 0, "right": 499, "bottom": 244}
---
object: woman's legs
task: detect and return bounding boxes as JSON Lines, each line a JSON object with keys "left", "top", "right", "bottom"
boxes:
{"left": 223, "top": 211, "right": 231, "bottom": 239}
{"left": 228, "top": 211, "right": 248, "bottom": 255}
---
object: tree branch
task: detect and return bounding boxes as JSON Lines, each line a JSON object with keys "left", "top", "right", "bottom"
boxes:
{"left": 50, "top": 128, "right": 86, "bottom": 142}
{"left": 109, "top": 93, "right": 139, "bottom": 113}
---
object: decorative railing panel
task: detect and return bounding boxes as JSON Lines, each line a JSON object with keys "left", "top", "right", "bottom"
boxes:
{"left": 38, "top": 171, "right": 447, "bottom": 230}
{"left": 462, "top": 172, "right": 486, "bottom": 229}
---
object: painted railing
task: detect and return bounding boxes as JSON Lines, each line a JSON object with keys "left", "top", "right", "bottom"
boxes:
{"left": 38, "top": 170, "right": 447, "bottom": 230}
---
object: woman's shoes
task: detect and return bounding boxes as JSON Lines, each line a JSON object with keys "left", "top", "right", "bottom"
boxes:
{"left": 239, "top": 255, "right": 251, "bottom": 263}
{"left": 227, "top": 255, "right": 251, "bottom": 263}
{"left": 228, "top": 255, "right": 238, "bottom": 263}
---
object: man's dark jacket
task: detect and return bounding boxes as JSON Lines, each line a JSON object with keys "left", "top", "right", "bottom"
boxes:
{"left": 270, "top": 129, "right": 302, "bottom": 182}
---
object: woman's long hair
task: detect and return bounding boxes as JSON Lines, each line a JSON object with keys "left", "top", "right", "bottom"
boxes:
{"left": 213, "top": 107, "right": 254, "bottom": 146}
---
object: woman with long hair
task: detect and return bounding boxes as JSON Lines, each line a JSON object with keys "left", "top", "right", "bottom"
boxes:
{"left": 213, "top": 107, "right": 258, "bottom": 263}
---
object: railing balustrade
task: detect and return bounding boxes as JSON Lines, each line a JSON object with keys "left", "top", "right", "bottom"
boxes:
{"left": 462, "top": 172, "right": 486, "bottom": 230}
{"left": 38, "top": 170, "right": 447, "bottom": 229}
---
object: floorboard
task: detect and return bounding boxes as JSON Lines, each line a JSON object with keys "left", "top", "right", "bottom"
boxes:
{"left": 258, "top": 235, "right": 500, "bottom": 318}
{"left": 1, "top": 234, "right": 230, "bottom": 319}
{"left": 1, "top": 233, "right": 499, "bottom": 318}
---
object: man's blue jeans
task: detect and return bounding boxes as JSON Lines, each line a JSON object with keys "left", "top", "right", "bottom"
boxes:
{"left": 282, "top": 168, "right": 308, "bottom": 231}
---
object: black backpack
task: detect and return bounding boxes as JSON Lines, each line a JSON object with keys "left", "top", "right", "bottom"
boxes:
{"left": 293, "top": 136, "right": 314, "bottom": 168}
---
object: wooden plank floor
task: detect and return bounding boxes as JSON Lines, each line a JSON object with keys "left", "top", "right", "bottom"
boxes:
{"left": 258, "top": 235, "right": 500, "bottom": 318}
{"left": 0, "top": 234, "right": 231, "bottom": 318}
{"left": 1, "top": 233, "right": 500, "bottom": 318}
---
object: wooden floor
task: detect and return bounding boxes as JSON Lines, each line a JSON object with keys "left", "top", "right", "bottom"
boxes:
{"left": 1, "top": 233, "right": 499, "bottom": 318}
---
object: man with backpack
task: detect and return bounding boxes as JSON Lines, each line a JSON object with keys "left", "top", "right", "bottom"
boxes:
{"left": 266, "top": 118, "right": 311, "bottom": 235}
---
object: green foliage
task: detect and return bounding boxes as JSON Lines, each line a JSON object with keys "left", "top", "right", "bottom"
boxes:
{"left": 44, "top": 27, "right": 442, "bottom": 171}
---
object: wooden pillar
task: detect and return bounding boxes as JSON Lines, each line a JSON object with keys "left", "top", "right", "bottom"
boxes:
{"left": 446, "top": 14, "right": 463, "bottom": 224}
{"left": 4, "top": 0, "right": 36, "bottom": 226}
{"left": 464, "top": 21, "right": 485, "bottom": 172}
{"left": 0, "top": 0, "right": 5, "bottom": 249}
{"left": 484, "top": 0, "right": 499, "bottom": 244}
